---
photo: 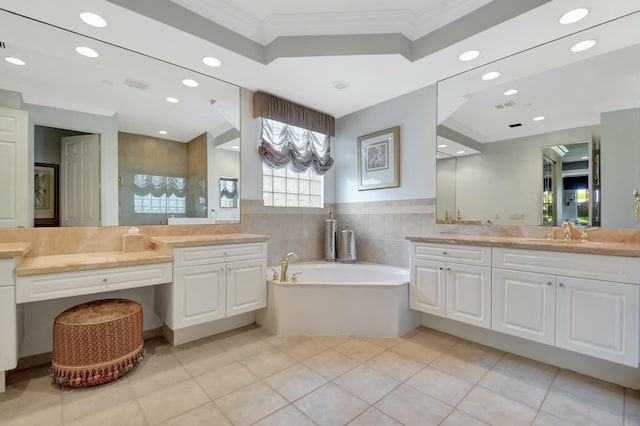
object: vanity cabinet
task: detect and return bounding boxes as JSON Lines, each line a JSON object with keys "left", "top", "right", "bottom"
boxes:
{"left": 163, "top": 242, "right": 267, "bottom": 330}
{"left": 410, "top": 243, "right": 492, "bottom": 329}
{"left": 0, "top": 259, "right": 17, "bottom": 393}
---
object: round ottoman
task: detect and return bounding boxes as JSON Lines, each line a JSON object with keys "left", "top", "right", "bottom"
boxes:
{"left": 50, "top": 298, "right": 145, "bottom": 387}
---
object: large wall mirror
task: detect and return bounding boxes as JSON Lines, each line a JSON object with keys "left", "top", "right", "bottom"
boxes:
{"left": 437, "top": 10, "right": 640, "bottom": 228}
{"left": 0, "top": 9, "right": 240, "bottom": 227}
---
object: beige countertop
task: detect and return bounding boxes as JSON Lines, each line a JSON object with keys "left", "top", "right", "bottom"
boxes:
{"left": 0, "top": 242, "right": 31, "bottom": 259}
{"left": 406, "top": 235, "right": 640, "bottom": 257}
{"left": 150, "top": 233, "right": 270, "bottom": 249}
{"left": 16, "top": 250, "right": 173, "bottom": 276}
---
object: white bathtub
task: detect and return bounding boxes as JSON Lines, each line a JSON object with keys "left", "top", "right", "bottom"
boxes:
{"left": 256, "top": 262, "right": 421, "bottom": 337}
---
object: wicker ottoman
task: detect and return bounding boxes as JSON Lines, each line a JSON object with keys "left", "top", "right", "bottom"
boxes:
{"left": 50, "top": 298, "right": 145, "bottom": 387}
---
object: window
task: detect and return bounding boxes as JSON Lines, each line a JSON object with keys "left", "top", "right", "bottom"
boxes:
{"left": 262, "top": 163, "right": 324, "bottom": 207}
{"left": 132, "top": 173, "right": 186, "bottom": 214}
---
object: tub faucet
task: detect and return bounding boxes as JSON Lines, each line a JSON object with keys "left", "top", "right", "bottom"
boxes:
{"left": 281, "top": 252, "right": 298, "bottom": 282}
{"left": 562, "top": 220, "right": 575, "bottom": 240}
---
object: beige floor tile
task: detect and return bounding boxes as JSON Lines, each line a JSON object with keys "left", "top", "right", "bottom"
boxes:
{"left": 215, "top": 381, "right": 288, "bottom": 425}
{"left": 263, "top": 364, "right": 327, "bottom": 402}
{"left": 158, "top": 402, "right": 231, "bottom": 426}
{"left": 366, "top": 350, "right": 423, "bottom": 382}
{"left": 195, "top": 362, "right": 258, "bottom": 400}
{"left": 0, "top": 375, "right": 62, "bottom": 424}
{"left": 335, "top": 338, "right": 386, "bottom": 362}
{"left": 551, "top": 369, "right": 624, "bottom": 410}
{"left": 66, "top": 399, "right": 147, "bottom": 426}
{"left": 348, "top": 407, "right": 402, "bottom": 425}
{"left": 295, "top": 383, "right": 368, "bottom": 426}
{"left": 441, "top": 409, "right": 490, "bottom": 426}
{"left": 253, "top": 404, "right": 316, "bottom": 426}
{"left": 62, "top": 377, "right": 136, "bottom": 423}
{"left": 532, "top": 412, "right": 575, "bottom": 425}
{"left": 225, "top": 340, "right": 275, "bottom": 361}
{"left": 406, "top": 366, "right": 473, "bottom": 406}
{"left": 405, "top": 327, "right": 459, "bottom": 352}
{"left": 263, "top": 334, "right": 307, "bottom": 348}
{"left": 626, "top": 389, "right": 640, "bottom": 425}
{"left": 138, "top": 378, "right": 209, "bottom": 424}
{"left": 127, "top": 346, "right": 190, "bottom": 397}
{"left": 429, "top": 341, "right": 501, "bottom": 384}
{"left": 303, "top": 349, "right": 358, "bottom": 380}
{"left": 375, "top": 383, "right": 452, "bottom": 425}
{"left": 0, "top": 404, "right": 62, "bottom": 426}
{"left": 240, "top": 347, "right": 296, "bottom": 379}
{"left": 278, "top": 339, "right": 329, "bottom": 362}
{"left": 334, "top": 365, "right": 399, "bottom": 404}
{"left": 458, "top": 386, "right": 539, "bottom": 426}
{"left": 314, "top": 335, "right": 351, "bottom": 348}
{"left": 171, "top": 338, "right": 224, "bottom": 365}
{"left": 390, "top": 340, "right": 442, "bottom": 364}
{"left": 362, "top": 337, "right": 402, "bottom": 349}
{"left": 541, "top": 385, "right": 624, "bottom": 425}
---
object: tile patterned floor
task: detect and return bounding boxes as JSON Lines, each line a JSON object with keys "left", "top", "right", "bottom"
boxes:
{"left": 1, "top": 325, "right": 638, "bottom": 425}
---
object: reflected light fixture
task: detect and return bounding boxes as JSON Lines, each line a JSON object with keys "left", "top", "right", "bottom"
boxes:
{"left": 166, "top": 97, "right": 179, "bottom": 103}
{"left": 4, "top": 56, "right": 26, "bottom": 66}
{"left": 437, "top": 144, "right": 448, "bottom": 148}
{"left": 533, "top": 116, "right": 545, "bottom": 121}
{"left": 76, "top": 46, "right": 99, "bottom": 58}
{"left": 504, "top": 89, "right": 518, "bottom": 96}
{"left": 158, "top": 130, "right": 168, "bottom": 135}
{"left": 456, "top": 150, "right": 465, "bottom": 154}
{"left": 202, "top": 56, "right": 222, "bottom": 67}
{"left": 559, "top": 8, "right": 589, "bottom": 25}
{"left": 571, "top": 39, "right": 596, "bottom": 52}
{"left": 80, "top": 12, "right": 107, "bottom": 27}
{"left": 231, "top": 145, "right": 240, "bottom": 150}
{"left": 182, "top": 78, "right": 199, "bottom": 87}
{"left": 481, "top": 71, "right": 500, "bottom": 81}
{"left": 459, "top": 50, "right": 480, "bottom": 61}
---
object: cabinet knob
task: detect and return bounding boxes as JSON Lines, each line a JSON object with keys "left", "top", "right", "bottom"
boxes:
{"left": 439, "top": 267, "right": 444, "bottom": 271}
{"left": 442, "top": 251, "right": 448, "bottom": 255}
{"left": 446, "top": 268, "right": 452, "bottom": 271}
{"left": 546, "top": 281, "right": 552, "bottom": 286}
{"left": 102, "top": 278, "right": 108, "bottom": 283}
{"left": 559, "top": 282, "right": 565, "bottom": 287}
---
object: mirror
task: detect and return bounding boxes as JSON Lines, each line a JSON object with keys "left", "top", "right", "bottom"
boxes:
{"left": 437, "top": 11, "right": 640, "bottom": 228}
{"left": 0, "top": 9, "right": 240, "bottom": 227}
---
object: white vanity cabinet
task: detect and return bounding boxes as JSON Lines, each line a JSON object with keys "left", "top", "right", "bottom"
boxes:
{"left": 410, "top": 242, "right": 492, "bottom": 329}
{"left": 163, "top": 242, "right": 267, "bottom": 330}
{"left": 0, "top": 258, "right": 17, "bottom": 393}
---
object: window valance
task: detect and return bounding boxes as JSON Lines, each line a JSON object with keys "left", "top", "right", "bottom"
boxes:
{"left": 253, "top": 91, "right": 335, "bottom": 137}
{"left": 133, "top": 174, "right": 186, "bottom": 197}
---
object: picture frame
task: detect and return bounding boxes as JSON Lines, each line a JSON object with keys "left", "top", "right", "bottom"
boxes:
{"left": 357, "top": 126, "right": 400, "bottom": 190}
{"left": 34, "top": 163, "right": 59, "bottom": 227}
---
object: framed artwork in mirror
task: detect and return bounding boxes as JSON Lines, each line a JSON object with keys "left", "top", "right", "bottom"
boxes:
{"left": 34, "top": 162, "right": 59, "bottom": 227}
{"left": 358, "top": 126, "right": 400, "bottom": 190}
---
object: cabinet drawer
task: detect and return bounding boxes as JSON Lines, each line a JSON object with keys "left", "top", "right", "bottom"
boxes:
{"left": 15, "top": 262, "right": 173, "bottom": 303}
{"left": 174, "top": 242, "right": 267, "bottom": 267}
{"left": 493, "top": 248, "right": 640, "bottom": 284}
{"left": 0, "top": 259, "right": 16, "bottom": 287}
{"left": 411, "top": 242, "right": 491, "bottom": 266}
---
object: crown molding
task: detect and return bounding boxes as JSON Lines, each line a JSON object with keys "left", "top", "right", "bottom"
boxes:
{"left": 415, "top": 0, "right": 494, "bottom": 39}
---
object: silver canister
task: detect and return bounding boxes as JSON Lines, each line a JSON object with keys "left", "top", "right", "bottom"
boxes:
{"left": 339, "top": 223, "right": 357, "bottom": 263}
{"left": 324, "top": 211, "right": 338, "bottom": 261}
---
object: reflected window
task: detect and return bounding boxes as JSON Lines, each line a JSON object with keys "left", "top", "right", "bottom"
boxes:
{"left": 132, "top": 173, "right": 186, "bottom": 214}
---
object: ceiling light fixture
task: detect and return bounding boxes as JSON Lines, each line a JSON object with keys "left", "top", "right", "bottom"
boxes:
{"left": 533, "top": 116, "right": 545, "bottom": 121}
{"left": 80, "top": 12, "right": 107, "bottom": 28}
{"left": 182, "top": 78, "right": 199, "bottom": 87}
{"left": 504, "top": 89, "right": 518, "bottom": 96}
{"left": 456, "top": 150, "right": 465, "bottom": 154}
{"left": 481, "top": 71, "right": 500, "bottom": 81}
{"left": 333, "top": 80, "right": 350, "bottom": 90}
{"left": 437, "top": 144, "right": 448, "bottom": 148}
{"left": 166, "top": 97, "right": 179, "bottom": 103}
{"left": 4, "top": 56, "right": 26, "bottom": 66}
{"left": 231, "top": 145, "right": 240, "bottom": 150}
{"left": 158, "top": 130, "right": 168, "bottom": 135}
{"left": 459, "top": 50, "right": 480, "bottom": 62}
{"left": 559, "top": 8, "right": 589, "bottom": 25}
{"left": 75, "top": 46, "right": 99, "bottom": 58}
{"left": 202, "top": 56, "right": 222, "bottom": 67}
{"left": 571, "top": 39, "right": 596, "bottom": 52}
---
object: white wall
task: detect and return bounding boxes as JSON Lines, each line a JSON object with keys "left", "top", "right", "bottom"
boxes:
{"left": 334, "top": 85, "right": 436, "bottom": 203}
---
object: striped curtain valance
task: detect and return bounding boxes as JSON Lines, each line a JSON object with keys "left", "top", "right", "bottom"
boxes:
{"left": 253, "top": 91, "right": 335, "bottom": 137}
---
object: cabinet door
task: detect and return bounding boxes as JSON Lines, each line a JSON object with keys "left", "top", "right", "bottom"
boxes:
{"left": 446, "top": 263, "right": 491, "bottom": 329}
{"left": 410, "top": 259, "right": 446, "bottom": 317}
{"left": 226, "top": 258, "right": 267, "bottom": 317}
{"left": 492, "top": 268, "right": 555, "bottom": 345}
{"left": 173, "top": 263, "right": 226, "bottom": 328}
{"left": 556, "top": 276, "right": 639, "bottom": 366}
{"left": 0, "top": 286, "right": 17, "bottom": 371}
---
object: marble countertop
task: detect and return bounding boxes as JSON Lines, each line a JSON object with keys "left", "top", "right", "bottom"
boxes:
{"left": 0, "top": 242, "right": 31, "bottom": 259}
{"left": 16, "top": 250, "right": 173, "bottom": 276}
{"left": 406, "top": 235, "right": 640, "bottom": 257}
{"left": 150, "top": 233, "right": 270, "bottom": 248}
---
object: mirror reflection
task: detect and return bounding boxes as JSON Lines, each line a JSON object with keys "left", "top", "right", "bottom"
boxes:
{"left": 0, "top": 9, "right": 240, "bottom": 228}
{"left": 436, "top": 11, "right": 640, "bottom": 228}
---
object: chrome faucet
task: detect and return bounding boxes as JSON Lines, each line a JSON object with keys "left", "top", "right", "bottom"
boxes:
{"left": 280, "top": 252, "right": 297, "bottom": 282}
{"left": 562, "top": 220, "right": 575, "bottom": 240}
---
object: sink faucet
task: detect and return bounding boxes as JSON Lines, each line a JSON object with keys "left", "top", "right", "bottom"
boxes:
{"left": 280, "top": 252, "right": 297, "bottom": 282}
{"left": 562, "top": 221, "right": 575, "bottom": 240}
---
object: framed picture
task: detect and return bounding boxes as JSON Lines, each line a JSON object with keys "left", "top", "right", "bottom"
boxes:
{"left": 34, "top": 163, "right": 59, "bottom": 227}
{"left": 357, "top": 126, "right": 400, "bottom": 190}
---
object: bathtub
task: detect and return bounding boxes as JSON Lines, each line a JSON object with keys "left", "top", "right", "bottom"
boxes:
{"left": 256, "top": 262, "right": 421, "bottom": 337}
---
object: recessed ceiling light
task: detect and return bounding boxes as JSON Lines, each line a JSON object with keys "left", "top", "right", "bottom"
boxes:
{"left": 4, "top": 56, "right": 26, "bottom": 66}
{"left": 456, "top": 150, "right": 465, "bottom": 154}
{"left": 166, "top": 97, "right": 179, "bottom": 103}
{"left": 533, "top": 116, "right": 545, "bottom": 121}
{"left": 437, "top": 144, "right": 448, "bottom": 148}
{"left": 158, "top": 130, "right": 168, "bottom": 135}
{"left": 571, "top": 39, "right": 596, "bottom": 52}
{"left": 182, "top": 78, "right": 199, "bottom": 87}
{"left": 504, "top": 89, "right": 518, "bottom": 96}
{"left": 436, "top": 154, "right": 440, "bottom": 158}
{"left": 481, "top": 71, "right": 500, "bottom": 81}
{"left": 559, "top": 8, "right": 589, "bottom": 25}
{"left": 459, "top": 50, "right": 480, "bottom": 62}
{"left": 80, "top": 12, "right": 107, "bottom": 28}
{"left": 202, "top": 56, "right": 222, "bottom": 67}
{"left": 76, "top": 46, "right": 99, "bottom": 58}
{"left": 231, "top": 145, "right": 240, "bottom": 149}
{"left": 333, "top": 80, "right": 350, "bottom": 90}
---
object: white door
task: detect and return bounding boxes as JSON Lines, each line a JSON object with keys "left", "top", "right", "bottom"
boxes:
{"left": 226, "top": 258, "right": 267, "bottom": 317}
{"left": 446, "top": 263, "right": 492, "bottom": 329}
{"left": 492, "top": 268, "right": 556, "bottom": 345}
{"left": 410, "top": 259, "right": 446, "bottom": 317}
{"left": 556, "top": 276, "right": 639, "bottom": 366}
{"left": 61, "top": 134, "right": 100, "bottom": 226}
{"left": 0, "top": 107, "right": 28, "bottom": 228}
{"left": 173, "top": 263, "right": 226, "bottom": 328}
